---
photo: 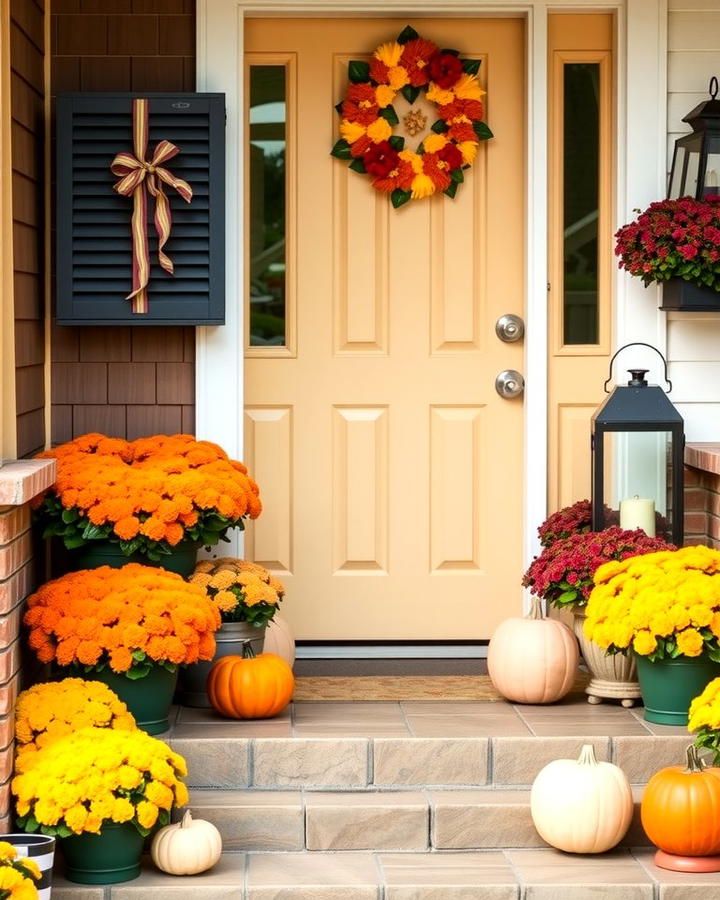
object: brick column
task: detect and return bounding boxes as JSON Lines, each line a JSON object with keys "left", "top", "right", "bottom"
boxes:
{"left": 0, "top": 459, "right": 56, "bottom": 832}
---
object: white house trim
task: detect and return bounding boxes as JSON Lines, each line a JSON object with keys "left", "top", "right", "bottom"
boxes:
{"left": 196, "top": 0, "right": 667, "bottom": 579}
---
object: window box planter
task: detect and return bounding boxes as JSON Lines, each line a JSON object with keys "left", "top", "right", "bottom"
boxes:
{"left": 660, "top": 278, "right": 720, "bottom": 311}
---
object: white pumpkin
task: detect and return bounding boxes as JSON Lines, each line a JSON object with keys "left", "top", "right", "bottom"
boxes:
{"left": 487, "top": 597, "right": 578, "bottom": 703}
{"left": 151, "top": 810, "right": 222, "bottom": 875}
{"left": 530, "top": 744, "right": 633, "bottom": 853}
{"left": 264, "top": 612, "right": 295, "bottom": 667}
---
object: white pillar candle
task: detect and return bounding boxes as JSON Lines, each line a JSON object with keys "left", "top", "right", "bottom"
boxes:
{"left": 619, "top": 496, "right": 656, "bottom": 537}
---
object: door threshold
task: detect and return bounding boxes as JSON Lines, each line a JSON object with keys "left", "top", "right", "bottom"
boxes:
{"left": 296, "top": 643, "right": 488, "bottom": 659}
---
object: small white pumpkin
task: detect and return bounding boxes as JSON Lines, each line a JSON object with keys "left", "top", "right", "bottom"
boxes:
{"left": 264, "top": 612, "right": 295, "bottom": 667}
{"left": 530, "top": 744, "right": 633, "bottom": 853}
{"left": 151, "top": 810, "right": 222, "bottom": 875}
{"left": 487, "top": 597, "right": 579, "bottom": 703}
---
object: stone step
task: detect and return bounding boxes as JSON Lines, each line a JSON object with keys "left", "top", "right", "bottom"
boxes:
{"left": 168, "top": 726, "right": 692, "bottom": 791}
{"left": 185, "top": 786, "right": 651, "bottom": 852}
{"left": 51, "top": 848, "right": 720, "bottom": 899}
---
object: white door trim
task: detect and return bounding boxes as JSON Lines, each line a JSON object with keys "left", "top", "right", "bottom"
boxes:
{"left": 195, "top": 0, "right": 667, "bottom": 577}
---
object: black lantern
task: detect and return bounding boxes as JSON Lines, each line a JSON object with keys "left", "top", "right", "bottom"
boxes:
{"left": 591, "top": 343, "right": 685, "bottom": 546}
{"left": 668, "top": 76, "right": 720, "bottom": 200}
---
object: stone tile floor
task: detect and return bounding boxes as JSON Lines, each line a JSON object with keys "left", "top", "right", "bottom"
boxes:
{"left": 168, "top": 696, "right": 690, "bottom": 739}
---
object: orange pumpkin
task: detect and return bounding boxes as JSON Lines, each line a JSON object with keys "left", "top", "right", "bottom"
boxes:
{"left": 641, "top": 745, "right": 720, "bottom": 856}
{"left": 207, "top": 645, "right": 295, "bottom": 719}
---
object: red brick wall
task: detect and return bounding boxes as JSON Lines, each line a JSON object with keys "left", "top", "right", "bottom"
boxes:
{"left": 11, "top": 0, "right": 46, "bottom": 457}
{"left": 684, "top": 464, "right": 720, "bottom": 549}
{"left": 50, "top": 0, "right": 196, "bottom": 444}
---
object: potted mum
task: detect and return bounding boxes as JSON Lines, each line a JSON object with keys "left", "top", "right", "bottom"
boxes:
{"left": 523, "top": 526, "right": 674, "bottom": 706}
{"left": 584, "top": 545, "right": 720, "bottom": 724}
{"left": 614, "top": 195, "right": 720, "bottom": 311}
{"left": 178, "top": 558, "right": 285, "bottom": 707}
{"left": 23, "top": 564, "right": 221, "bottom": 733}
{"left": 15, "top": 678, "right": 135, "bottom": 757}
{"left": 689, "top": 677, "right": 720, "bottom": 764}
{"left": 12, "top": 726, "right": 188, "bottom": 885}
{"left": 537, "top": 499, "right": 593, "bottom": 548}
{"left": 33, "top": 433, "right": 262, "bottom": 575}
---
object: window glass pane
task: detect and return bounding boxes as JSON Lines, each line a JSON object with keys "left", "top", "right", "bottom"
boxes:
{"left": 249, "top": 65, "right": 286, "bottom": 346}
{"left": 563, "top": 63, "right": 599, "bottom": 345}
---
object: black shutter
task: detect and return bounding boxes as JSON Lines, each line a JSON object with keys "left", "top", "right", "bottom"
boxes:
{"left": 56, "top": 92, "right": 225, "bottom": 325}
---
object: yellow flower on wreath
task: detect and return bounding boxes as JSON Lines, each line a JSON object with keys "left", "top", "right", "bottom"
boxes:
{"left": 584, "top": 545, "right": 720, "bottom": 659}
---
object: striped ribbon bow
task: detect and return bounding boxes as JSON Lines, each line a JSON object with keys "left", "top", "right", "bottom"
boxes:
{"left": 110, "top": 98, "right": 193, "bottom": 314}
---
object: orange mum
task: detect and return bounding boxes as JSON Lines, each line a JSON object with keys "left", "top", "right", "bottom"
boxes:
{"left": 24, "top": 564, "right": 221, "bottom": 676}
{"left": 34, "top": 433, "right": 263, "bottom": 561}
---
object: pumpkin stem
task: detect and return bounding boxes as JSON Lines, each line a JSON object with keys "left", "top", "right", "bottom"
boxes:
{"left": 686, "top": 744, "right": 708, "bottom": 773}
{"left": 241, "top": 640, "right": 256, "bottom": 659}
{"left": 577, "top": 744, "right": 598, "bottom": 766}
{"left": 527, "top": 596, "right": 545, "bottom": 620}
{"left": 180, "top": 810, "right": 193, "bottom": 828}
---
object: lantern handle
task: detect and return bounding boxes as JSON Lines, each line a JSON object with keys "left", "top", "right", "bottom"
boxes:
{"left": 603, "top": 342, "right": 672, "bottom": 394}
{"left": 711, "top": 76, "right": 719, "bottom": 100}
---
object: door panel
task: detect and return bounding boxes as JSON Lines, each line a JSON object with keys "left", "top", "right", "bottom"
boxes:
{"left": 244, "top": 17, "right": 526, "bottom": 641}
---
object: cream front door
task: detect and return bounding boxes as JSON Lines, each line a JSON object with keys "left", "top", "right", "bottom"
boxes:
{"left": 243, "top": 17, "right": 526, "bottom": 641}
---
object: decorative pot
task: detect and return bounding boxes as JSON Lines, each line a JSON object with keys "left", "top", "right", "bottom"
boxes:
{"left": 60, "top": 822, "right": 144, "bottom": 885}
{"left": 68, "top": 539, "right": 201, "bottom": 577}
{"left": 573, "top": 612, "right": 641, "bottom": 707}
{"left": 660, "top": 278, "right": 720, "bottom": 312}
{"left": 3, "top": 833, "right": 55, "bottom": 900}
{"left": 177, "top": 621, "right": 266, "bottom": 708}
{"left": 635, "top": 652, "right": 720, "bottom": 725}
{"left": 78, "top": 665, "right": 178, "bottom": 734}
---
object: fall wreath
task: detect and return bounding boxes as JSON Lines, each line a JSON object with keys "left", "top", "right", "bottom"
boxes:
{"left": 331, "top": 25, "right": 493, "bottom": 207}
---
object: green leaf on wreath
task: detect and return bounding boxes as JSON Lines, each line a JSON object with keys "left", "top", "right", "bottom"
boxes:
{"left": 462, "top": 58, "right": 481, "bottom": 75}
{"left": 391, "top": 189, "right": 412, "bottom": 209}
{"left": 431, "top": 120, "right": 448, "bottom": 134}
{"left": 473, "top": 121, "right": 494, "bottom": 141}
{"left": 401, "top": 85, "right": 421, "bottom": 105}
{"left": 397, "top": 25, "right": 419, "bottom": 44}
{"left": 348, "top": 60, "right": 371, "bottom": 83}
{"left": 388, "top": 135, "right": 405, "bottom": 151}
{"left": 380, "top": 106, "right": 399, "bottom": 126}
{"left": 331, "top": 139, "right": 352, "bottom": 160}
{"left": 444, "top": 181, "right": 459, "bottom": 199}
{"left": 450, "top": 167, "right": 464, "bottom": 184}
{"left": 334, "top": 101, "right": 344, "bottom": 115}
{"left": 349, "top": 158, "right": 367, "bottom": 174}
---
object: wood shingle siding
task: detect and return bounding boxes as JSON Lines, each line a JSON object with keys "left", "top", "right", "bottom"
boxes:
{"left": 11, "top": 0, "right": 45, "bottom": 458}
{"left": 51, "top": 0, "right": 198, "bottom": 442}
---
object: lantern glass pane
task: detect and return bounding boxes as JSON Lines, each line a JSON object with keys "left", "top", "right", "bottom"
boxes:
{"left": 563, "top": 62, "right": 600, "bottom": 345}
{"left": 248, "top": 65, "right": 287, "bottom": 347}
{"left": 703, "top": 143, "right": 720, "bottom": 198}
{"left": 685, "top": 148, "right": 701, "bottom": 199}
{"left": 668, "top": 145, "right": 686, "bottom": 199}
{"left": 601, "top": 430, "right": 674, "bottom": 542}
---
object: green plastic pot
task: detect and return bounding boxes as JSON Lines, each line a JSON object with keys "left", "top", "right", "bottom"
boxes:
{"left": 69, "top": 539, "right": 201, "bottom": 577}
{"left": 60, "top": 822, "right": 144, "bottom": 885}
{"left": 635, "top": 652, "right": 720, "bottom": 725}
{"left": 82, "top": 665, "right": 178, "bottom": 735}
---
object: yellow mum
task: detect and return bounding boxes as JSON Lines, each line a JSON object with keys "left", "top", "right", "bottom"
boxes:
{"left": 411, "top": 174, "right": 435, "bottom": 199}
{"left": 366, "top": 118, "right": 392, "bottom": 143}
{"left": 423, "top": 133, "right": 449, "bottom": 154}
{"left": 676, "top": 627, "right": 705, "bottom": 657}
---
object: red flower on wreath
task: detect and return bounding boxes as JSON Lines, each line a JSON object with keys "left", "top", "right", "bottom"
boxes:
{"left": 428, "top": 51, "right": 464, "bottom": 89}
{"left": 400, "top": 38, "right": 438, "bottom": 87}
{"left": 364, "top": 141, "right": 400, "bottom": 178}
{"left": 331, "top": 25, "right": 493, "bottom": 207}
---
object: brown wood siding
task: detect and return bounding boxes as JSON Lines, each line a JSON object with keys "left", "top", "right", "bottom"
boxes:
{"left": 11, "top": 0, "right": 46, "bottom": 458}
{"left": 51, "top": 0, "right": 196, "bottom": 444}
